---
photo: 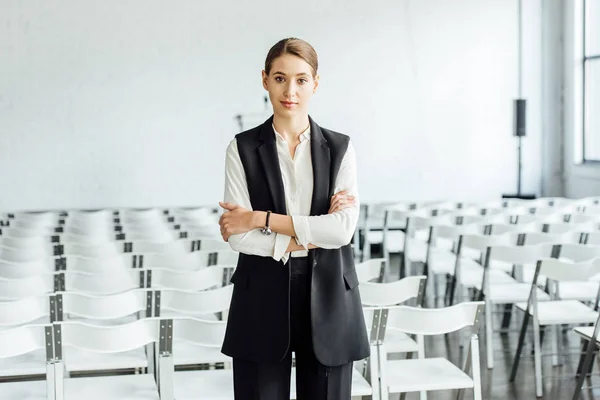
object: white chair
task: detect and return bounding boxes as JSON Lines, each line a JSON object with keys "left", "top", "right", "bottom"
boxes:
{"left": 0, "top": 297, "right": 55, "bottom": 381}
{"left": 0, "top": 244, "right": 56, "bottom": 262}
{"left": 572, "top": 311, "right": 600, "bottom": 399}
{"left": 54, "top": 289, "right": 152, "bottom": 325}
{"left": 0, "top": 273, "right": 55, "bottom": 301}
{"left": 510, "top": 256, "right": 600, "bottom": 397}
{"left": 53, "top": 318, "right": 168, "bottom": 400}
{"left": 147, "top": 266, "right": 232, "bottom": 291}
{"left": 61, "top": 269, "right": 144, "bottom": 295}
{"left": 54, "top": 290, "right": 153, "bottom": 374}
{"left": 355, "top": 258, "right": 385, "bottom": 283}
{"left": 477, "top": 241, "right": 555, "bottom": 369}
{"left": 60, "top": 241, "right": 121, "bottom": 258}
{"left": 377, "top": 301, "right": 485, "bottom": 400}
{"left": 153, "top": 287, "right": 232, "bottom": 368}
{"left": 0, "top": 294, "right": 53, "bottom": 328}
{"left": 165, "top": 316, "right": 379, "bottom": 400}
{"left": 0, "top": 257, "right": 57, "bottom": 279}
{"left": 448, "top": 232, "right": 520, "bottom": 307}
{"left": 0, "top": 323, "right": 55, "bottom": 399}
{"left": 360, "top": 275, "right": 426, "bottom": 358}
{"left": 133, "top": 250, "right": 238, "bottom": 271}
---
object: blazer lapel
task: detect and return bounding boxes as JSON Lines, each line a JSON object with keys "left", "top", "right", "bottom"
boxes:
{"left": 257, "top": 117, "right": 287, "bottom": 215}
{"left": 309, "top": 116, "right": 331, "bottom": 216}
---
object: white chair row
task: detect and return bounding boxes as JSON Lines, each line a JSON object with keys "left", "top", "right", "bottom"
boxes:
{"left": 0, "top": 266, "right": 236, "bottom": 300}
{"left": 0, "top": 299, "right": 484, "bottom": 400}
{"left": 0, "top": 250, "right": 239, "bottom": 279}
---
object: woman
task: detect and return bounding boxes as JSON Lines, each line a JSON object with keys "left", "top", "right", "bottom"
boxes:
{"left": 218, "top": 37, "right": 370, "bottom": 400}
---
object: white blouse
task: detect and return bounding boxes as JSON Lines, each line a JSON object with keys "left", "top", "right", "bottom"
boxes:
{"left": 222, "top": 124, "right": 359, "bottom": 264}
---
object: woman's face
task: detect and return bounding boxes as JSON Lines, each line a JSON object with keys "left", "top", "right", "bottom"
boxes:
{"left": 262, "top": 53, "right": 319, "bottom": 118}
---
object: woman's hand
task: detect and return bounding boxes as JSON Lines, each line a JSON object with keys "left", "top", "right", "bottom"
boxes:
{"left": 328, "top": 190, "right": 356, "bottom": 214}
{"left": 218, "top": 202, "right": 257, "bottom": 242}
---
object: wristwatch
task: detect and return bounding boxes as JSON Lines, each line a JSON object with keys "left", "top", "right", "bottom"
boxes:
{"left": 261, "top": 210, "right": 272, "bottom": 235}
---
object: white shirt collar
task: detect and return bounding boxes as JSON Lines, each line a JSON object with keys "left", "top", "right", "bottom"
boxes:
{"left": 272, "top": 123, "right": 311, "bottom": 143}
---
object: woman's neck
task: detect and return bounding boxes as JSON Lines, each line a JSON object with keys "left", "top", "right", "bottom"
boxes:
{"left": 272, "top": 114, "right": 310, "bottom": 143}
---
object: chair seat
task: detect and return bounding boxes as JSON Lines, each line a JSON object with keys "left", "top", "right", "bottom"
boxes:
{"left": 63, "top": 373, "right": 159, "bottom": 400}
{"left": 515, "top": 300, "right": 598, "bottom": 325}
{"left": 385, "top": 357, "right": 474, "bottom": 393}
{"left": 488, "top": 283, "right": 550, "bottom": 304}
{"left": 573, "top": 326, "right": 595, "bottom": 342}
{"left": 0, "top": 350, "right": 47, "bottom": 377}
{"left": 489, "top": 259, "right": 514, "bottom": 273}
{"left": 0, "top": 378, "right": 48, "bottom": 399}
{"left": 558, "top": 281, "right": 600, "bottom": 302}
{"left": 173, "top": 341, "right": 231, "bottom": 366}
{"left": 384, "top": 233, "right": 411, "bottom": 253}
{"left": 458, "top": 266, "right": 516, "bottom": 289}
{"left": 427, "top": 251, "right": 458, "bottom": 275}
{"left": 383, "top": 330, "right": 419, "bottom": 353}
{"left": 64, "top": 347, "right": 148, "bottom": 372}
{"left": 174, "top": 369, "right": 233, "bottom": 400}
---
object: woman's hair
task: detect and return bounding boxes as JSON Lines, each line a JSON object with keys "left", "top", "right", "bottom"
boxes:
{"left": 264, "top": 38, "right": 318, "bottom": 77}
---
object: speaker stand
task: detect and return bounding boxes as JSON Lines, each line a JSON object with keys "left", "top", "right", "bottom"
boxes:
{"left": 502, "top": 135, "right": 536, "bottom": 200}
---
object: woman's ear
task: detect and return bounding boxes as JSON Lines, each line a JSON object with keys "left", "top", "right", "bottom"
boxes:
{"left": 262, "top": 70, "right": 268, "bottom": 90}
{"left": 313, "top": 74, "right": 320, "bottom": 94}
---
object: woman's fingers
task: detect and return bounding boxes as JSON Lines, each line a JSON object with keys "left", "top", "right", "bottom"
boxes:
{"left": 330, "top": 195, "right": 355, "bottom": 211}
{"left": 329, "top": 197, "right": 356, "bottom": 213}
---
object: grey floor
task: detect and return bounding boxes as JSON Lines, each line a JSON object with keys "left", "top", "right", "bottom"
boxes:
{"left": 381, "top": 252, "right": 600, "bottom": 400}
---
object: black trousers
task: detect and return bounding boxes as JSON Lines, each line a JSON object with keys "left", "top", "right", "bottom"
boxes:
{"left": 232, "top": 256, "right": 353, "bottom": 400}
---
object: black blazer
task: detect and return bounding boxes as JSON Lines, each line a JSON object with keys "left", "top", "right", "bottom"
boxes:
{"left": 220, "top": 115, "right": 370, "bottom": 367}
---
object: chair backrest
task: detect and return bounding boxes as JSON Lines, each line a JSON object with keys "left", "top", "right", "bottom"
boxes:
{"left": 0, "top": 257, "right": 55, "bottom": 279}
{"left": 155, "top": 286, "right": 233, "bottom": 317}
{"left": 555, "top": 243, "right": 600, "bottom": 262}
{"left": 355, "top": 258, "right": 385, "bottom": 282}
{"left": 483, "top": 243, "right": 555, "bottom": 267}
{"left": 0, "top": 244, "right": 54, "bottom": 262}
{"left": 54, "top": 317, "right": 161, "bottom": 362}
{"left": 62, "top": 269, "right": 144, "bottom": 295}
{"left": 459, "top": 232, "right": 519, "bottom": 253}
{"left": 61, "top": 241, "right": 121, "bottom": 258}
{"left": 148, "top": 266, "right": 226, "bottom": 291}
{"left": 360, "top": 276, "right": 426, "bottom": 307}
{"left": 12, "top": 211, "right": 60, "bottom": 227}
{"left": 56, "top": 288, "right": 152, "bottom": 321}
{"left": 172, "top": 316, "right": 227, "bottom": 349}
{"left": 0, "top": 294, "right": 53, "bottom": 327}
{"left": 0, "top": 322, "right": 55, "bottom": 400}
{"left": 535, "top": 257, "right": 600, "bottom": 283}
{"left": 0, "top": 323, "right": 53, "bottom": 363}
{"left": 521, "top": 231, "right": 583, "bottom": 246}
{"left": 382, "top": 301, "right": 485, "bottom": 336}
{"left": 0, "top": 273, "right": 54, "bottom": 301}
{"left": 62, "top": 254, "right": 130, "bottom": 273}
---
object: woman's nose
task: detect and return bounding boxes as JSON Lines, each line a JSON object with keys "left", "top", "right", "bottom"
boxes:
{"left": 284, "top": 82, "right": 296, "bottom": 97}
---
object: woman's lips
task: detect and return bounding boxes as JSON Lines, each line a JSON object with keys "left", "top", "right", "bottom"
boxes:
{"left": 281, "top": 101, "right": 298, "bottom": 109}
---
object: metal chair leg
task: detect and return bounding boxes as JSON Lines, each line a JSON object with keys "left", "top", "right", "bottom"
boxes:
{"left": 510, "top": 309, "right": 531, "bottom": 381}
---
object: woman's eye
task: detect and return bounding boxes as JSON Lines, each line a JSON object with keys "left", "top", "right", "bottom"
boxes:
{"left": 298, "top": 79, "right": 307, "bottom": 84}
{"left": 275, "top": 77, "right": 284, "bottom": 82}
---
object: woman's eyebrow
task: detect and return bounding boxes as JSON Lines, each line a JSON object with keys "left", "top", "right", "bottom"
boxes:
{"left": 273, "top": 71, "right": 310, "bottom": 77}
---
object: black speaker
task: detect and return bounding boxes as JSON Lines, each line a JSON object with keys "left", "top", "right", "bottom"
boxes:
{"left": 513, "top": 99, "right": 526, "bottom": 137}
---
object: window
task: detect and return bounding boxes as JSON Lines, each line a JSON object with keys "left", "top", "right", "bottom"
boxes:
{"left": 583, "top": 0, "right": 600, "bottom": 161}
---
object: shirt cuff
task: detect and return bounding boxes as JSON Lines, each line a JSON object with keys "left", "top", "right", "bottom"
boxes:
{"left": 273, "top": 233, "right": 291, "bottom": 263}
{"left": 291, "top": 216, "right": 311, "bottom": 250}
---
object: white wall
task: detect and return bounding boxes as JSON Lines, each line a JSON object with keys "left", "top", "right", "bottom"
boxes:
{"left": 0, "top": 0, "right": 544, "bottom": 212}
